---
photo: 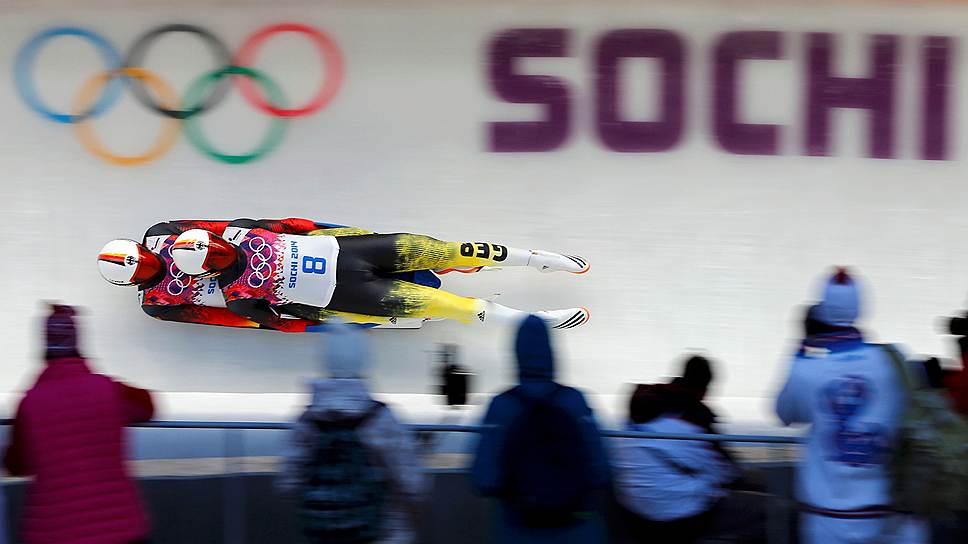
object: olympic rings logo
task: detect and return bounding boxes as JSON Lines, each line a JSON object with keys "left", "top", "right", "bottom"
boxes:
{"left": 14, "top": 23, "right": 344, "bottom": 166}
{"left": 166, "top": 259, "right": 191, "bottom": 296}
{"left": 246, "top": 236, "right": 275, "bottom": 289}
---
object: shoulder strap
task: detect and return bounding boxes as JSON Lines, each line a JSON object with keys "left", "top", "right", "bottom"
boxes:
{"left": 880, "top": 344, "right": 915, "bottom": 394}
{"left": 642, "top": 446, "right": 699, "bottom": 477}
{"left": 312, "top": 401, "right": 386, "bottom": 431}
{"left": 358, "top": 401, "right": 386, "bottom": 427}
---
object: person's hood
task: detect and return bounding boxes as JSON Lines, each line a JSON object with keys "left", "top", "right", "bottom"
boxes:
{"left": 515, "top": 315, "right": 554, "bottom": 383}
{"left": 305, "top": 378, "right": 374, "bottom": 420}
{"left": 321, "top": 318, "right": 370, "bottom": 378}
{"left": 814, "top": 268, "right": 861, "bottom": 327}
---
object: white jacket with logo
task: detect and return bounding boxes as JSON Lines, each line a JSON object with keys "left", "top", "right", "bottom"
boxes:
{"left": 776, "top": 342, "right": 933, "bottom": 543}
{"left": 776, "top": 342, "right": 905, "bottom": 512}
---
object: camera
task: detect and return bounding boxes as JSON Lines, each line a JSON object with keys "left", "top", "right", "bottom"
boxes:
{"left": 944, "top": 313, "right": 968, "bottom": 359}
{"left": 948, "top": 314, "right": 968, "bottom": 336}
{"left": 437, "top": 344, "right": 471, "bottom": 406}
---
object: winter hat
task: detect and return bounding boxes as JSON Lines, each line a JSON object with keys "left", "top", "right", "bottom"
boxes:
{"left": 322, "top": 318, "right": 370, "bottom": 378}
{"left": 814, "top": 268, "right": 862, "bottom": 327}
{"left": 681, "top": 355, "right": 713, "bottom": 393}
{"left": 45, "top": 303, "right": 80, "bottom": 360}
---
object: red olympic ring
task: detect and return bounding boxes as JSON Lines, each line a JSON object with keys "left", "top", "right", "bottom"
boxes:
{"left": 234, "top": 23, "right": 344, "bottom": 118}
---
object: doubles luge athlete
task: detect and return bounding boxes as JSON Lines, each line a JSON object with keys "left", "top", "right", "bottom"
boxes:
{"left": 99, "top": 218, "right": 415, "bottom": 332}
{"left": 97, "top": 219, "right": 347, "bottom": 331}
{"left": 168, "top": 218, "right": 591, "bottom": 331}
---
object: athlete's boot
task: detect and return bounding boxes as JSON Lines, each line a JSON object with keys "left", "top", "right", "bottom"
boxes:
{"left": 527, "top": 250, "right": 590, "bottom": 274}
{"left": 476, "top": 302, "right": 589, "bottom": 329}
{"left": 534, "top": 307, "right": 591, "bottom": 329}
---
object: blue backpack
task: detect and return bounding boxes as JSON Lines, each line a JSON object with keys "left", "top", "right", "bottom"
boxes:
{"left": 300, "top": 402, "right": 388, "bottom": 543}
{"left": 499, "top": 385, "right": 595, "bottom": 527}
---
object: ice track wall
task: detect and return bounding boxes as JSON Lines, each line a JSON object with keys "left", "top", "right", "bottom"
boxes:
{"left": 2, "top": 1, "right": 968, "bottom": 423}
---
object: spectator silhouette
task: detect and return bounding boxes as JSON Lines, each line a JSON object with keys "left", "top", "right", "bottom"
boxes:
{"left": 3, "top": 304, "right": 154, "bottom": 544}
{"left": 278, "top": 319, "right": 425, "bottom": 544}
{"left": 776, "top": 269, "right": 928, "bottom": 543}
{"left": 614, "top": 355, "right": 739, "bottom": 543}
{"left": 946, "top": 338, "right": 968, "bottom": 417}
{"left": 629, "top": 356, "right": 719, "bottom": 432}
{"left": 942, "top": 339, "right": 968, "bottom": 543}
{"left": 470, "top": 315, "right": 610, "bottom": 543}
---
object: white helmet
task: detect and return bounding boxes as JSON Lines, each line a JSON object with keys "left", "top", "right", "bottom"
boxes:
{"left": 170, "top": 229, "right": 237, "bottom": 277}
{"left": 97, "top": 239, "right": 162, "bottom": 286}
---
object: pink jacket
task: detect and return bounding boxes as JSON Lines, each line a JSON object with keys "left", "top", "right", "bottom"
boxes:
{"left": 4, "top": 357, "right": 153, "bottom": 544}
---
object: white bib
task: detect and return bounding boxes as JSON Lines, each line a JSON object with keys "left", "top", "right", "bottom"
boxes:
{"left": 195, "top": 276, "right": 227, "bottom": 307}
{"left": 276, "top": 234, "right": 340, "bottom": 307}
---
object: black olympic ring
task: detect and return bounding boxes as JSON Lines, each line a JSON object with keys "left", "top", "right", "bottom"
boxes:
{"left": 123, "top": 24, "right": 233, "bottom": 120}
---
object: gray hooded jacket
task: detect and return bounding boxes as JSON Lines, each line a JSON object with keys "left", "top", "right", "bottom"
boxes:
{"left": 279, "top": 322, "right": 425, "bottom": 544}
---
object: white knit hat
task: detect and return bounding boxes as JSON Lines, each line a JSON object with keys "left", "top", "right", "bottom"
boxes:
{"left": 322, "top": 318, "right": 370, "bottom": 378}
{"left": 815, "top": 267, "right": 862, "bottom": 327}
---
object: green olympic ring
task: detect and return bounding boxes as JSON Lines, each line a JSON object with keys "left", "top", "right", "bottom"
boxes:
{"left": 182, "top": 66, "right": 288, "bottom": 164}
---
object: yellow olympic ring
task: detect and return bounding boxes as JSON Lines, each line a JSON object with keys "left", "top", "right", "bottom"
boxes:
{"left": 72, "top": 68, "right": 181, "bottom": 166}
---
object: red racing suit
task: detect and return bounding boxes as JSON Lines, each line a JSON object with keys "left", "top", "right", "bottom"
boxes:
{"left": 218, "top": 218, "right": 345, "bottom": 331}
{"left": 140, "top": 219, "right": 336, "bottom": 332}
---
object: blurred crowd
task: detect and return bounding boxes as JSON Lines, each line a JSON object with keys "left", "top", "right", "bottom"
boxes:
{"left": 3, "top": 267, "right": 968, "bottom": 543}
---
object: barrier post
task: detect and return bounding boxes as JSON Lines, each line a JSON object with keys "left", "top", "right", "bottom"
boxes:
{"left": 763, "top": 444, "right": 795, "bottom": 544}
{"left": 222, "top": 428, "right": 246, "bottom": 544}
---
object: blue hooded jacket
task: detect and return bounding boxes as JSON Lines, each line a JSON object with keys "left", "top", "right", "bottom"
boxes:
{"left": 470, "top": 316, "right": 610, "bottom": 509}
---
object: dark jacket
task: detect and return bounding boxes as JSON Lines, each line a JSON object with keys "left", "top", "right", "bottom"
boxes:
{"left": 630, "top": 381, "right": 715, "bottom": 429}
{"left": 470, "top": 316, "right": 609, "bottom": 542}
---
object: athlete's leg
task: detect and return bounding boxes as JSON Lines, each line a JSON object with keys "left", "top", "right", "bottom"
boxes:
{"left": 282, "top": 303, "right": 396, "bottom": 326}
{"left": 336, "top": 234, "right": 589, "bottom": 274}
{"left": 308, "top": 227, "right": 374, "bottom": 237}
{"left": 326, "top": 278, "right": 589, "bottom": 328}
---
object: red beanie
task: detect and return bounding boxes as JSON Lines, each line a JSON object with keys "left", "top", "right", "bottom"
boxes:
{"left": 45, "top": 304, "right": 80, "bottom": 360}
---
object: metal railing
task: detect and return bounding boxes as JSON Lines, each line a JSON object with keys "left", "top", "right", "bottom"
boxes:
{"left": 1, "top": 418, "right": 804, "bottom": 443}
{"left": 119, "top": 420, "right": 804, "bottom": 444}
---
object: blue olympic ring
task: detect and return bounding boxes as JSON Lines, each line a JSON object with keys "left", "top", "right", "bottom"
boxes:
{"left": 14, "top": 27, "right": 124, "bottom": 123}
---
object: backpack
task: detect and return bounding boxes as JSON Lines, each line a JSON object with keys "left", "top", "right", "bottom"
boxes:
{"left": 300, "top": 402, "right": 389, "bottom": 544}
{"left": 499, "top": 385, "right": 595, "bottom": 528}
{"left": 883, "top": 345, "right": 968, "bottom": 518}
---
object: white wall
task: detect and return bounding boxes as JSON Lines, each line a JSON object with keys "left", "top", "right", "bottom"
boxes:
{"left": 2, "top": 0, "right": 967, "bottom": 425}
